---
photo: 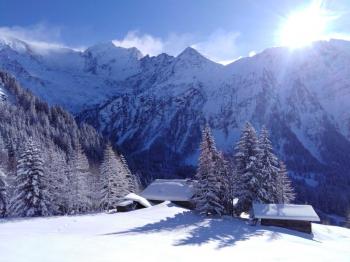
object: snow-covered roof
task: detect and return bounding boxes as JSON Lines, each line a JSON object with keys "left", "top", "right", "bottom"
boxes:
{"left": 252, "top": 204, "right": 320, "bottom": 222}
{"left": 140, "top": 179, "right": 196, "bottom": 202}
{"left": 123, "top": 193, "right": 152, "bottom": 208}
{"left": 117, "top": 199, "right": 134, "bottom": 207}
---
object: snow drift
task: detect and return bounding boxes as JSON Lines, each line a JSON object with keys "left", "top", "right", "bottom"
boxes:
{"left": 0, "top": 202, "right": 349, "bottom": 262}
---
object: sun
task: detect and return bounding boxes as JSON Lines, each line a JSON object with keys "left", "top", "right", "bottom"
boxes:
{"left": 278, "top": 3, "right": 330, "bottom": 48}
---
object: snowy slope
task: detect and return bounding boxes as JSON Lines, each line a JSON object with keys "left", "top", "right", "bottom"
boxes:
{"left": 0, "top": 202, "right": 349, "bottom": 262}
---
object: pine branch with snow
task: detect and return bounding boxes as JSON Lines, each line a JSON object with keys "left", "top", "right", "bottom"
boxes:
{"left": 131, "top": 172, "right": 143, "bottom": 194}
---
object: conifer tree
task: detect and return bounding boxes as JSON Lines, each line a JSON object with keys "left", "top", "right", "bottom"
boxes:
{"left": 68, "top": 144, "right": 92, "bottom": 213}
{"left": 44, "top": 146, "right": 70, "bottom": 214}
{"left": 194, "top": 125, "right": 224, "bottom": 216}
{"left": 234, "top": 122, "right": 262, "bottom": 213}
{"left": 120, "top": 154, "right": 136, "bottom": 193}
{"left": 258, "top": 127, "right": 279, "bottom": 203}
{"left": 276, "top": 161, "right": 295, "bottom": 204}
{"left": 100, "top": 145, "right": 126, "bottom": 210}
{"left": 0, "top": 169, "right": 7, "bottom": 217}
{"left": 10, "top": 139, "right": 51, "bottom": 217}
{"left": 0, "top": 134, "right": 8, "bottom": 166}
{"left": 114, "top": 154, "right": 131, "bottom": 197}
{"left": 217, "top": 151, "right": 235, "bottom": 215}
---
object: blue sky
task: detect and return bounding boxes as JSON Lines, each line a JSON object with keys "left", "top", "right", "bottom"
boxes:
{"left": 0, "top": 0, "right": 349, "bottom": 63}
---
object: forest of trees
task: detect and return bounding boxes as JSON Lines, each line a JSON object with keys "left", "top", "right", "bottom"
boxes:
{"left": 194, "top": 123, "right": 295, "bottom": 216}
{"left": 0, "top": 72, "right": 140, "bottom": 217}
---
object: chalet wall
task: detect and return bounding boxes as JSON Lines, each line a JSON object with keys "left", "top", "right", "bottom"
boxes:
{"left": 261, "top": 219, "right": 312, "bottom": 234}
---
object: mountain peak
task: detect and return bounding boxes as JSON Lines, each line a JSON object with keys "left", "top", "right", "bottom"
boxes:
{"left": 0, "top": 36, "right": 30, "bottom": 53}
{"left": 175, "top": 46, "right": 220, "bottom": 68}
{"left": 177, "top": 47, "right": 204, "bottom": 59}
{"left": 84, "top": 41, "right": 121, "bottom": 54}
{"left": 85, "top": 42, "right": 143, "bottom": 59}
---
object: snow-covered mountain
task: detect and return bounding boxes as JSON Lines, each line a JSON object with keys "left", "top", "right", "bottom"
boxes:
{"left": 0, "top": 36, "right": 143, "bottom": 111}
{"left": 1, "top": 36, "right": 350, "bottom": 216}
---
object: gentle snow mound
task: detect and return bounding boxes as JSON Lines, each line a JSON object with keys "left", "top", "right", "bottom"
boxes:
{"left": 123, "top": 193, "right": 152, "bottom": 208}
{"left": 0, "top": 202, "right": 349, "bottom": 262}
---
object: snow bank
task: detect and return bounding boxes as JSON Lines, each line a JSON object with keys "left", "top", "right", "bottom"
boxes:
{"left": 123, "top": 193, "right": 152, "bottom": 208}
{"left": 0, "top": 202, "right": 349, "bottom": 262}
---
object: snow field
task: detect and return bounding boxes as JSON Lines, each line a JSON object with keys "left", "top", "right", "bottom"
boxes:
{"left": 0, "top": 202, "right": 350, "bottom": 262}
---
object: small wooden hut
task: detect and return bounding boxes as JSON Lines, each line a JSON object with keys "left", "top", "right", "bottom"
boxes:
{"left": 140, "top": 179, "right": 196, "bottom": 209}
{"left": 251, "top": 204, "right": 320, "bottom": 234}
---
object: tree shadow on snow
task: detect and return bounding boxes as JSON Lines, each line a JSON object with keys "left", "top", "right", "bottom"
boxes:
{"left": 102, "top": 204, "right": 264, "bottom": 249}
{"left": 103, "top": 203, "right": 321, "bottom": 248}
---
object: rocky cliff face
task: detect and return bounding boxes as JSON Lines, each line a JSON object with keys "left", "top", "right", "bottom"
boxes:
{"left": 79, "top": 41, "right": 350, "bottom": 182}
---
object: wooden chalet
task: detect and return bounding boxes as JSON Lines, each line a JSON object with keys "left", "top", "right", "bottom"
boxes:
{"left": 251, "top": 203, "right": 320, "bottom": 234}
{"left": 140, "top": 179, "right": 196, "bottom": 209}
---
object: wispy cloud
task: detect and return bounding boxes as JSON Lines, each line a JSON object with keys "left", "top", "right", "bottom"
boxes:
{"left": 1, "top": 25, "right": 243, "bottom": 62}
{"left": 112, "top": 31, "right": 195, "bottom": 57}
{"left": 112, "top": 31, "right": 164, "bottom": 56}
{"left": 112, "top": 30, "right": 241, "bottom": 64}
{"left": 249, "top": 50, "right": 257, "bottom": 57}
{"left": 0, "top": 23, "right": 64, "bottom": 49}
{"left": 191, "top": 29, "right": 241, "bottom": 63}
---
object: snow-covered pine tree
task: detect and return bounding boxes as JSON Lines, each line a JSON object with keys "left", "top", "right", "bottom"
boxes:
{"left": 276, "top": 161, "right": 295, "bottom": 204}
{"left": 234, "top": 122, "right": 262, "bottom": 214}
{"left": 0, "top": 169, "right": 7, "bottom": 217}
{"left": 44, "top": 146, "right": 70, "bottom": 214}
{"left": 120, "top": 154, "right": 136, "bottom": 193}
{"left": 217, "top": 151, "right": 234, "bottom": 215}
{"left": 114, "top": 153, "right": 131, "bottom": 196}
{"left": 10, "top": 139, "right": 51, "bottom": 217}
{"left": 100, "top": 145, "right": 127, "bottom": 210}
{"left": 194, "top": 125, "right": 224, "bottom": 216}
{"left": 0, "top": 134, "right": 8, "bottom": 166}
{"left": 258, "top": 126, "right": 280, "bottom": 203}
{"left": 68, "top": 144, "right": 92, "bottom": 214}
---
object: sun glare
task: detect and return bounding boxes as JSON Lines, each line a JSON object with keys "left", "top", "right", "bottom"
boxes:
{"left": 278, "top": 2, "right": 330, "bottom": 48}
